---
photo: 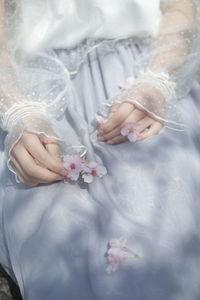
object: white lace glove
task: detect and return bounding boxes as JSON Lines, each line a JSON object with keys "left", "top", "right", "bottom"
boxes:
{"left": 96, "top": 0, "right": 200, "bottom": 134}
{"left": 0, "top": 97, "right": 64, "bottom": 179}
{"left": 105, "top": 70, "right": 180, "bottom": 130}
{"left": 93, "top": 71, "right": 174, "bottom": 144}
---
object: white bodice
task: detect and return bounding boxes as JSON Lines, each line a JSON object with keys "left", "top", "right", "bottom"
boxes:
{"left": 18, "top": 0, "right": 162, "bottom": 55}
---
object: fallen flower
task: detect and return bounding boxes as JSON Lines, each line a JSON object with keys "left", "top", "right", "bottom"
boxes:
{"left": 82, "top": 161, "right": 107, "bottom": 183}
{"left": 63, "top": 153, "right": 83, "bottom": 181}
{"left": 121, "top": 122, "right": 140, "bottom": 143}
{"left": 62, "top": 153, "right": 107, "bottom": 184}
{"left": 105, "top": 237, "right": 141, "bottom": 274}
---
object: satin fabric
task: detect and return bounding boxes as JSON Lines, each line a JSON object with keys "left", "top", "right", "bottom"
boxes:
{"left": 18, "top": 0, "right": 161, "bottom": 54}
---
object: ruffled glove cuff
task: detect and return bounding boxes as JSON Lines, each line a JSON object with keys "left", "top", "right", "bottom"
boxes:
{"left": 0, "top": 100, "right": 86, "bottom": 182}
{"left": 96, "top": 70, "right": 185, "bottom": 131}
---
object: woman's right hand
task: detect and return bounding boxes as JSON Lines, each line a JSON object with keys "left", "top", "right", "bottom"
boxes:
{"left": 9, "top": 130, "right": 68, "bottom": 186}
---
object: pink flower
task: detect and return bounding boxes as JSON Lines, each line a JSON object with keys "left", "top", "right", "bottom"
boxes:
{"left": 63, "top": 153, "right": 83, "bottom": 181}
{"left": 82, "top": 161, "right": 107, "bottom": 183}
{"left": 105, "top": 238, "right": 127, "bottom": 274}
{"left": 105, "top": 237, "right": 141, "bottom": 274}
{"left": 109, "top": 237, "right": 127, "bottom": 249}
{"left": 106, "top": 248, "right": 126, "bottom": 274}
{"left": 121, "top": 123, "right": 140, "bottom": 143}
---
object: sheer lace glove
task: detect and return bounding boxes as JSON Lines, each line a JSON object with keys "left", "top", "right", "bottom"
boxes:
{"left": 96, "top": 0, "right": 200, "bottom": 144}
{"left": 0, "top": 99, "right": 69, "bottom": 185}
{"left": 96, "top": 69, "right": 184, "bottom": 144}
{"left": 96, "top": 70, "right": 175, "bottom": 144}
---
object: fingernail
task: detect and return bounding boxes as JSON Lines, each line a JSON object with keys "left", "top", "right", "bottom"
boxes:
{"left": 60, "top": 169, "right": 68, "bottom": 176}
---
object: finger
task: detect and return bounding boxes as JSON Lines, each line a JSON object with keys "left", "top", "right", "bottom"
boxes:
{"left": 9, "top": 155, "right": 26, "bottom": 177}
{"left": 21, "top": 134, "right": 66, "bottom": 175}
{"left": 99, "top": 103, "right": 121, "bottom": 128}
{"left": 137, "top": 121, "right": 163, "bottom": 141}
{"left": 39, "top": 134, "right": 62, "bottom": 161}
{"left": 124, "top": 107, "right": 146, "bottom": 122}
{"left": 107, "top": 103, "right": 121, "bottom": 120}
{"left": 9, "top": 159, "right": 26, "bottom": 182}
{"left": 107, "top": 135, "right": 128, "bottom": 145}
{"left": 100, "top": 102, "right": 134, "bottom": 134}
{"left": 106, "top": 117, "right": 155, "bottom": 145}
{"left": 98, "top": 108, "right": 146, "bottom": 141}
{"left": 12, "top": 143, "right": 64, "bottom": 184}
{"left": 98, "top": 126, "right": 121, "bottom": 142}
{"left": 9, "top": 161, "right": 26, "bottom": 184}
{"left": 95, "top": 105, "right": 121, "bottom": 127}
{"left": 136, "top": 116, "right": 154, "bottom": 133}
{"left": 44, "top": 143, "right": 62, "bottom": 163}
{"left": 9, "top": 159, "right": 39, "bottom": 186}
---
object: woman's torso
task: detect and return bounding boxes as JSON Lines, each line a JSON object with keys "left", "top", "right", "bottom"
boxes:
{"left": 18, "top": 0, "right": 161, "bottom": 55}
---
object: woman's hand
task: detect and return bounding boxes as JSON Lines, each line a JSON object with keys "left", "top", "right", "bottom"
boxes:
{"left": 97, "top": 102, "right": 163, "bottom": 145}
{"left": 9, "top": 130, "right": 68, "bottom": 186}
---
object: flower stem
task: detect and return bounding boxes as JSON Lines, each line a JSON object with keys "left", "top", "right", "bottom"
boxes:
{"left": 123, "top": 247, "right": 141, "bottom": 258}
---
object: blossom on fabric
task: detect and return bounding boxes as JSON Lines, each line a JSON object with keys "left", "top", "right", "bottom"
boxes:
{"left": 121, "top": 122, "right": 140, "bottom": 143}
{"left": 105, "top": 238, "right": 127, "bottom": 274}
{"left": 82, "top": 161, "right": 107, "bottom": 183}
{"left": 63, "top": 153, "right": 83, "bottom": 181}
{"left": 105, "top": 237, "right": 141, "bottom": 274}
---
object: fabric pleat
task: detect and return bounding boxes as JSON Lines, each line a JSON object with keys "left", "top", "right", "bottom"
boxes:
{"left": 0, "top": 39, "right": 200, "bottom": 300}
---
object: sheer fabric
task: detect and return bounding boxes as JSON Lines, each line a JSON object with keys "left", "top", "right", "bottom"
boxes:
{"left": 96, "top": 0, "right": 200, "bottom": 130}
{"left": 0, "top": 1, "right": 86, "bottom": 179}
{"left": 17, "top": 0, "right": 161, "bottom": 53}
{"left": 0, "top": 0, "right": 200, "bottom": 180}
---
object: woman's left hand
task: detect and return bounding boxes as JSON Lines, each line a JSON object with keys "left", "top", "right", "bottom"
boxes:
{"left": 97, "top": 102, "right": 163, "bottom": 144}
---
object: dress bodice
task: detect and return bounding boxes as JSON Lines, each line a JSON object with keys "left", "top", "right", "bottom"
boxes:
{"left": 18, "top": 0, "right": 162, "bottom": 55}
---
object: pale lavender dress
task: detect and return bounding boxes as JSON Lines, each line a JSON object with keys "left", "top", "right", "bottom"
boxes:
{"left": 0, "top": 38, "right": 200, "bottom": 300}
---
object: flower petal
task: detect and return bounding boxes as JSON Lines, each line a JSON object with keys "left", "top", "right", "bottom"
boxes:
{"left": 88, "top": 161, "right": 98, "bottom": 169}
{"left": 97, "top": 165, "right": 107, "bottom": 176}
{"left": 128, "top": 132, "right": 138, "bottom": 143}
{"left": 82, "top": 174, "right": 94, "bottom": 183}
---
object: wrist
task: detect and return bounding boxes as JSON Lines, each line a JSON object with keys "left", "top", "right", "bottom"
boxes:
{"left": 134, "top": 70, "right": 177, "bottom": 102}
{"left": 1, "top": 100, "right": 49, "bottom": 132}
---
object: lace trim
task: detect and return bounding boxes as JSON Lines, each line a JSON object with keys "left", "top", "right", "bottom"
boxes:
{"left": 130, "top": 70, "right": 177, "bottom": 102}
{"left": 2, "top": 101, "right": 48, "bottom": 131}
{"left": 54, "top": 36, "right": 152, "bottom": 77}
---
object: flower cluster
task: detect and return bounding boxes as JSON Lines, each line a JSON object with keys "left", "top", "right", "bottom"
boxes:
{"left": 62, "top": 153, "right": 107, "bottom": 183}
{"left": 105, "top": 237, "right": 141, "bottom": 274}
{"left": 121, "top": 123, "right": 140, "bottom": 143}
